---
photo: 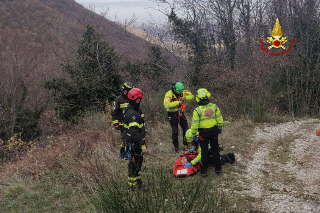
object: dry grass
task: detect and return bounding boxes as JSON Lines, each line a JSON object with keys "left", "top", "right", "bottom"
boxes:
{"left": 0, "top": 110, "right": 261, "bottom": 212}
{"left": 4, "top": 111, "right": 311, "bottom": 212}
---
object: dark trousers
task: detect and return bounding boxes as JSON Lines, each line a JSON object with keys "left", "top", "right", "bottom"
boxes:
{"left": 199, "top": 130, "right": 221, "bottom": 173}
{"left": 168, "top": 112, "right": 189, "bottom": 148}
{"left": 128, "top": 143, "right": 143, "bottom": 187}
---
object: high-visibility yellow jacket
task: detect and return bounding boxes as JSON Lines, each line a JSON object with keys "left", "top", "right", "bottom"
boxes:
{"left": 191, "top": 146, "right": 202, "bottom": 165}
{"left": 185, "top": 129, "right": 201, "bottom": 165}
{"left": 191, "top": 103, "right": 223, "bottom": 135}
{"left": 163, "top": 90, "right": 194, "bottom": 112}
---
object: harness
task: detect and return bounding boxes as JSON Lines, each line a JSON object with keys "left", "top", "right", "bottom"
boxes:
{"left": 171, "top": 95, "right": 186, "bottom": 123}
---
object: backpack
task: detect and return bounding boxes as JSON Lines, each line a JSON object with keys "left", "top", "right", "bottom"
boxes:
{"left": 173, "top": 150, "right": 201, "bottom": 177}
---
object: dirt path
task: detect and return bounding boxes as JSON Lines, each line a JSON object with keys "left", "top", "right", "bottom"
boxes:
{"left": 243, "top": 119, "right": 320, "bottom": 213}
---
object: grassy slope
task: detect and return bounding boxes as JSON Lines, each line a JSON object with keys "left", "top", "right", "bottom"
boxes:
{"left": 0, "top": 110, "right": 257, "bottom": 212}
{"left": 0, "top": 0, "right": 183, "bottom": 85}
{"left": 0, "top": 0, "right": 150, "bottom": 61}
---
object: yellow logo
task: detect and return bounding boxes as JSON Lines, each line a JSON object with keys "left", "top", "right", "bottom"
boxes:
{"left": 267, "top": 18, "right": 287, "bottom": 49}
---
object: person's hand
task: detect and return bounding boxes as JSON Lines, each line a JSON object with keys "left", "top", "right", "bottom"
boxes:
{"left": 180, "top": 97, "right": 186, "bottom": 101}
{"left": 114, "top": 124, "right": 120, "bottom": 130}
{"left": 189, "top": 147, "right": 195, "bottom": 152}
{"left": 193, "top": 136, "right": 199, "bottom": 143}
{"left": 179, "top": 100, "right": 183, "bottom": 105}
{"left": 184, "top": 162, "right": 192, "bottom": 168}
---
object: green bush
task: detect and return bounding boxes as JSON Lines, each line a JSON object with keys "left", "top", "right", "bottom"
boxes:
{"left": 13, "top": 109, "right": 42, "bottom": 141}
{"left": 45, "top": 25, "right": 121, "bottom": 122}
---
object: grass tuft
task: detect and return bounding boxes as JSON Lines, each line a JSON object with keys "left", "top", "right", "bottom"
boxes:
{"left": 88, "top": 166, "right": 230, "bottom": 213}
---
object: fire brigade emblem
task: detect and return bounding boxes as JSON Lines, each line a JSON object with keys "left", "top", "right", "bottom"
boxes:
{"left": 267, "top": 18, "right": 287, "bottom": 49}
{"left": 204, "top": 108, "right": 214, "bottom": 118}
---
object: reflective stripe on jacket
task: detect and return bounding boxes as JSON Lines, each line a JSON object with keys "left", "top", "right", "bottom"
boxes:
{"left": 123, "top": 105, "right": 146, "bottom": 145}
{"left": 111, "top": 95, "right": 130, "bottom": 125}
{"left": 163, "top": 90, "right": 193, "bottom": 112}
{"left": 191, "top": 103, "right": 223, "bottom": 135}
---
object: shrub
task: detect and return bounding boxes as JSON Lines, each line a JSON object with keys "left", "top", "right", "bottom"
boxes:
{"left": 237, "top": 95, "right": 268, "bottom": 122}
{"left": 45, "top": 25, "right": 121, "bottom": 121}
{"left": 0, "top": 84, "right": 42, "bottom": 142}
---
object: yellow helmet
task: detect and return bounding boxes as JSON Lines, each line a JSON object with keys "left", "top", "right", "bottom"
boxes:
{"left": 196, "top": 88, "right": 211, "bottom": 103}
{"left": 185, "top": 129, "right": 198, "bottom": 143}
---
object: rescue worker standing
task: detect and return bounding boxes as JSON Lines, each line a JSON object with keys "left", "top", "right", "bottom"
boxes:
{"left": 123, "top": 88, "right": 146, "bottom": 188}
{"left": 191, "top": 88, "right": 223, "bottom": 177}
{"left": 111, "top": 82, "right": 134, "bottom": 159}
{"left": 163, "top": 82, "right": 193, "bottom": 153}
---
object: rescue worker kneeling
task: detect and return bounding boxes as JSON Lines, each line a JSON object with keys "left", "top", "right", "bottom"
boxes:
{"left": 184, "top": 129, "right": 235, "bottom": 172}
{"left": 123, "top": 88, "right": 146, "bottom": 188}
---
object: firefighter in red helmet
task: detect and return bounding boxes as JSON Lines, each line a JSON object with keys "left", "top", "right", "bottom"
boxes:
{"left": 123, "top": 88, "right": 146, "bottom": 188}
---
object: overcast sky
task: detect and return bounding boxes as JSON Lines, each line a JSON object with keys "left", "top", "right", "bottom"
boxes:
{"left": 75, "top": 0, "right": 169, "bottom": 25}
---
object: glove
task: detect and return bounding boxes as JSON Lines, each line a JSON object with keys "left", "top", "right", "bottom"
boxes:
{"left": 114, "top": 124, "right": 120, "bottom": 130}
{"left": 189, "top": 147, "right": 195, "bottom": 152}
{"left": 217, "top": 129, "right": 222, "bottom": 135}
{"left": 184, "top": 162, "right": 192, "bottom": 168}
{"left": 193, "top": 136, "right": 199, "bottom": 143}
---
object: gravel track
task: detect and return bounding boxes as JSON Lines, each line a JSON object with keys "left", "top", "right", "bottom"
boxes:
{"left": 244, "top": 119, "right": 320, "bottom": 213}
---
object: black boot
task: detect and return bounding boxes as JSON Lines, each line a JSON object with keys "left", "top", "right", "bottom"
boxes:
{"left": 220, "top": 155, "right": 227, "bottom": 165}
{"left": 215, "top": 169, "right": 222, "bottom": 175}
{"left": 200, "top": 171, "right": 208, "bottom": 177}
{"left": 200, "top": 165, "right": 208, "bottom": 177}
{"left": 227, "top": 153, "right": 235, "bottom": 164}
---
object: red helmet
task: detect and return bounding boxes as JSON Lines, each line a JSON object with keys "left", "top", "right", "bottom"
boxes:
{"left": 128, "top": 88, "right": 143, "bottom": 100}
